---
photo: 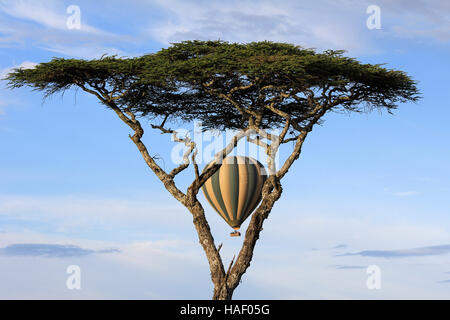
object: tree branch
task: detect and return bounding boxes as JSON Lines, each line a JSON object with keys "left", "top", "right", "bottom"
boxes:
{"left": 150, "top": 118, "right": 198, "bottom": 179}
{"left": 77, "top": 83, "right": 187, "bottom": 202}
{"left": 276, "top": 104, "right": 328, "bottom": 180}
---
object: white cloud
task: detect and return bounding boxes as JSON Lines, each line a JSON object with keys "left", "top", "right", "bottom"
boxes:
{"left": 1, "top": 0, "right": 447, "bottom": 62}
{"left": 0, "top": 60, "right": 37, "bottom": 79}
{"left": 0, "top": 0, "right": 134, "bottom": 59}
{"left": 0, "top": 243, "right": 119, "bottom": 257}
{"left": 16, "top": 61, "right": 38, "bottom": 69}
{"left": 40, "top": 44, "right": 135, "bottom": 59}
{"left": 149, "top": 0, "right": 450, "bottom": 55}
{"left": 0, "top": 0, "right": 104, "bottom": 34}
{"left": 376, "top": 0, "right": 450, "bottom": 42}
{"left": 0, "top": 61, "right": 37, "bottom": 117}
{"left": 340, "top": 244, "right": 450, "bottom": 258}
{"left": 0, "top": 194, "right": 193, "bottom": 236}
{"left": 0, "top": 231, "right": 210, "bottom": 299}
{"left": 2, "top": 193, "right": 450, "bottom": 298}
{"left": 150, "top": 0, "right": 371, "bottom": 53}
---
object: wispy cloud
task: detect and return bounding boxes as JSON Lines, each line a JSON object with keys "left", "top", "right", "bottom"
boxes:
{"left": 0, "top": 194, "right": 191, "bottom": 239}
{"left": 2, "top": 210, "right": 450, "bottom": 298}
{"left": 339, "top": 244, "right": 450, "bottom": 258}
{"left": 332, "top": 244, "right": 349, "bottom": 249}
{"left": 149, "top": 0, "right": 372, "bottom": 53}
{"left": 437, "top": 279, "right": 450, "bottom": 284}
{"left": 1, "top": 60, "right": 37, "bottom": 79}
{"left": 1, "top": 0, "right": 447, "bottom": 61}
{"left": 0, "top": 234, "right": 209, "bottom": 299}
{"left": 334, "top": 265, "right": 367, "bottom": 270}
{"left": 0, "top": 61, "right": 37, "bottom": 117}
{"left": 377, "top": 0, "right": 450, "bottom": 42}
{"left": 0, "top": 0, "right": 104, "bottom": 34}
{"left": 0, "top": 243, "right": 119, "bottom": 258}
{"left": 40, "top": 44, "right": 134, "bottom": 60}
{"left": 0, "top": 0, "right": 134, "bottom": 59}
{"left": 149, "top": 0, "right": 450, "bottom": 54}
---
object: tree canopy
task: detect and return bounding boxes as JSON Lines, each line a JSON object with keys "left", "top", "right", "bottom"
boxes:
{"left": 5, "top": 40, "right": 419, "bottom": 131}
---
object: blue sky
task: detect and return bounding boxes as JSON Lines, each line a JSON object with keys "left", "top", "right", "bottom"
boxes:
{"left": 0, "top": 0, "right": 450, "bottom": 299}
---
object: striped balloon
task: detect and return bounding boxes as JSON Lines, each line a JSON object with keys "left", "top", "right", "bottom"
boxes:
{"left": 201, "top": 156, "right": 267, "bottom": 230}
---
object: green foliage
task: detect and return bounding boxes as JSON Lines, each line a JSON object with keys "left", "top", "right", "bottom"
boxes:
{"left": 5, "top": 40, "right": 420, "bottom": 130}
{"left": 6, "top": 56, "right": 137, "bottom": 96}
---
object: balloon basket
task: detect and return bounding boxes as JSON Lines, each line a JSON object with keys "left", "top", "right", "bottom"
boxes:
{"left": 230, "top": 231, "right": 241, "bottom": 237}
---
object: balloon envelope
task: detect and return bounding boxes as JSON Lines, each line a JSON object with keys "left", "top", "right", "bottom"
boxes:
{"left": 201, "top": 156, "right": 267, "bottom": 229}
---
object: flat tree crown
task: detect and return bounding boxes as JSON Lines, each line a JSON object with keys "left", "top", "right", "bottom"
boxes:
{"left": 5, "top": 40, "right": 419, "bottom": 130}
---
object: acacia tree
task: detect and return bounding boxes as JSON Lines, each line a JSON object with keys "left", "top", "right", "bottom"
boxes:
{"left": 6, "top": 41, "right": 419, "bottom": 299}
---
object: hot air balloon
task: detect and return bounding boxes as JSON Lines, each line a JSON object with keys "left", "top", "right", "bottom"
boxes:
{"left": 201, "top": 156, "right": 267, "bottom": 237}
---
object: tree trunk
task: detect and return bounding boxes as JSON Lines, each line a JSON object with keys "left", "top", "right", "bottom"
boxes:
{"left": 212, "top": 283, "right": 234, "bottom": 300}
